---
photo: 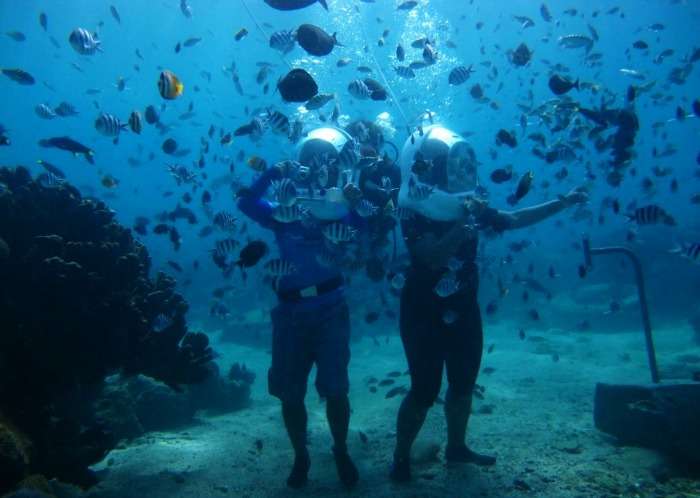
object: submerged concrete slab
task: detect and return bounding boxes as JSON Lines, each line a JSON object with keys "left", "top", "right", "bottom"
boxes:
{"left": 594, "top": 382, "right": 700, "bottom": 469}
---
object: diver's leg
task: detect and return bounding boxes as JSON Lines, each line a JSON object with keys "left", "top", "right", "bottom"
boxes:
{"left": 316, "top": 301, "right": 358, "bottom": 488}
{"left": 269, "top": 306, "right": 314, "bottom": 488}
{"left": 391, "top": 392, "right": 431, "bottom": 482}
{"left": 391, "top": 283, "right": 443, "bottom": 482}
{"left": 282, "top": 400, "right": 311, "bottom": 488}
{"left": 326, "top": 395, "right": 359, "bottom": 488}
{"left": 444, "top": 294, "right": 496, "bottom": 466}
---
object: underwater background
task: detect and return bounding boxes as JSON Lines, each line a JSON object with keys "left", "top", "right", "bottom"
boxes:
{"left": 0, "top": 0, "right": 699, "bottom": 497}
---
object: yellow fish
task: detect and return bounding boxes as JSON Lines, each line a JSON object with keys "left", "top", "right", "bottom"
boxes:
{"left": 158, "top": 70, "right": 184, "bottom": 100}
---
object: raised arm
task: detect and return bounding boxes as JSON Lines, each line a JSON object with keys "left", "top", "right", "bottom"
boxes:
{"left": 236, "top": 166, "right": 282, "bottom": 229}
{"left": 487, "top": 187, "right": 588, "bottom": 231}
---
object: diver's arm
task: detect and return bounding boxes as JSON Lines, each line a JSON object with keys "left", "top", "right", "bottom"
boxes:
{"left": 236, "top": 166, "right": 282, "bottom": 227}
{"left": 498, "top": 188, "right": 588, "bottom": 230}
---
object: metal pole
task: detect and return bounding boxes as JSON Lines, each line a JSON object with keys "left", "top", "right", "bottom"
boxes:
{"left": 582, "top": 236, "right": 660, "bottom": 384}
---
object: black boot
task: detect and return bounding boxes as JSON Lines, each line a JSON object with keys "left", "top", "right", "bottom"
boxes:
{"left": 327, "top": 396, "right": 359, "bottom": 488}
{"left": 282, "top": 401, "right": 311, "bottom": 488}
{"left": 390, "top": 392, "right": 429, "bottom": 483}
{"left": 444, "top": 391, "right": 496, "bottom": 466}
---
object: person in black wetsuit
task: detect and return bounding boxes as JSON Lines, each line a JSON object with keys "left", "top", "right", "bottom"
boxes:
{"left": 390, "top": 125, "right": 588, "bottom": 482}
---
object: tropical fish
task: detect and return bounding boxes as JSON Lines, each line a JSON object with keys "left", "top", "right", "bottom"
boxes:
{"left": 626, "top": 205, "right": 676, "bottom": 226}
{"left": 296, "top": 24, "right": 339, "bottom": 56}
{"left": 277, "top": 68, "right": 318, "bottom": 102}
{"left": 448, "top": 65, "right": 474, "bottom": 85}
{"left": 69, "top": 28, "right": 102, "bottom": 55}
{"left": 94, "top": 112, "right": 128, "bottom": 138}
{"left": 38, "top": 136, "right": 94, "bottom": 164}
{"left": 1, "top": 68, "right": 35, "bottom": 85}
{"left": 158, "top": 70, "right": 184, "bottom": 99}
{"left": 270, "top": 29, "right": 296, "bottom": 54}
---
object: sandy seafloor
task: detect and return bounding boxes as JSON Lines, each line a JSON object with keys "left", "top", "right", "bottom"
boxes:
{"left": 72, "top": 311, "right": 700, "bottom": 498}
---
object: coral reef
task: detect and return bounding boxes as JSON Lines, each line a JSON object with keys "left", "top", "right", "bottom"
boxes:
{"left": 0, "top": 166, "right": 218, "bottom": 492}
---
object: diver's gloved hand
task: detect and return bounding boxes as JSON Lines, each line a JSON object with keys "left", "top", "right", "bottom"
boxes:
{"left": 561, "top": 186, "right": 589, "bottom": 207}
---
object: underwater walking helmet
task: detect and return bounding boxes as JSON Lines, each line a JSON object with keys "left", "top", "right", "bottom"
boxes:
{"left": 293, "top": 126, "right": 355, "bottom": 220}
{"left": 398, "top": 125, "right": 480, "bottom": 221}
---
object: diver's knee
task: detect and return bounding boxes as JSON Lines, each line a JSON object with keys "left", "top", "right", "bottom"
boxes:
{"left": 406, "top": 389, "right": 435, "bottom": 412}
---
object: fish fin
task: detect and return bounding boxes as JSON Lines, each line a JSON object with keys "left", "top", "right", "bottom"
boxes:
{"left": 318, "top": 0, "right": 328, "bottom": 10}
{"left": 574, "top": 79, "right": 580, "bottom": 90}
{"left": 668, "top": 242, "right": 683, "bottom": 255}
{"left": 332, "top": 32, "right": 343, "bottom": 46}
{"left": 113, "top": 137, "right": 119, "bottom": 145}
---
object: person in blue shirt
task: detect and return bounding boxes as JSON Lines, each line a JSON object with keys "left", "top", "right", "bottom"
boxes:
{"left": 237, "top": 129, "right": 361, "bottom": 490}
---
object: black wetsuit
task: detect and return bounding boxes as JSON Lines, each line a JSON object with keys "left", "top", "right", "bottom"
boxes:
{"left": 400, "top": 211, "right": 506, "bottom": 408}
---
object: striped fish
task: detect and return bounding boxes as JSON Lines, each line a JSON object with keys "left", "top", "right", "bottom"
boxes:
{"left": 68, "top": 28, "right": 101, "bottom": 55}
{"left": 348, "top": 79, "right": 372, "bottom": 100}
{"left": 626, "top": 205, "right": 676, "bottom": 226}
{"left": 35, "top": 104, "right": 56, "bottom": 119}
{"left": 272, "top": 204, "right": 307, "bottom": 223}
{"left": 128, "top": 111, "right": 142, "bottom": 134}
{"left": 271, "top": 178, "right": 297, "bottom": 207}
{"left": 265, "top": 110, "right": 290, "bottom": 136}
{"left": 214, "top": 238, "right": 239, "bottom": 256}
{"left": 322, "top": 222, "right": 357, "bottom": 244}
{"left": 213, "top": 211, "right": 238, "bottom": 232}
{"left": 269, "top": 29, "right": 296, "bottom": 54}
{"left": 94, "top": 112, "right": 127, "bottom": 137}
{"left": 670, "top": 242, "right": 700, "bottom": 263}
{"left": 305, "top": 93, "right": 334, "bottom": 110}
{"left": 448, "top": 65, "right": 474, "bottom": 85}
{"left": 263, "top": 258, "right": 296, "bottom": 277}
{"left": 211, "top": 238, "right": 239, "bottom": 272}
{"left": 394, "top": 65, "right": 416, "bottom": 79}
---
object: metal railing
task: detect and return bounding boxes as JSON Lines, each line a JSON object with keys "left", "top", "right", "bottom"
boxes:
{"left": 582, "top": 236, "right": 660, "bottom": 383}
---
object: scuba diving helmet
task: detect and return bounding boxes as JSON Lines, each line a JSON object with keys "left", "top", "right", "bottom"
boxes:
{"left": 397, "top": 125, "right": 480, "bottom": 221}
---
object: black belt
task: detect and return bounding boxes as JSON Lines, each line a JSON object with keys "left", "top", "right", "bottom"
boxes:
{"left": 277, "top": 276, "right": 344, "bottom": 303}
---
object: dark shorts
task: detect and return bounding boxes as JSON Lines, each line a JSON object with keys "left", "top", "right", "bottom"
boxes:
{"left": 400, "top": 266, "right": 484, "bottom": 408}
{"left": 268, "top": 299, "right": 350, "bottom": 402}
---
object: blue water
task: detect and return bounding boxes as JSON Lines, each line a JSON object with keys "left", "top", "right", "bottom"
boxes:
{"left": 1, "top": 0, "right": 699, "bottom": 494}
